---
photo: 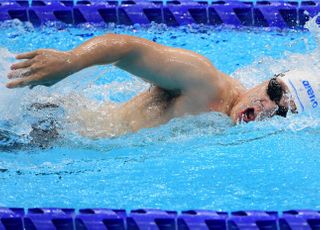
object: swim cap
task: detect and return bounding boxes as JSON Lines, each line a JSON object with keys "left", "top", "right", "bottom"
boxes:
{"left": 279, "top": 70, "right": 320, "bottom": 113}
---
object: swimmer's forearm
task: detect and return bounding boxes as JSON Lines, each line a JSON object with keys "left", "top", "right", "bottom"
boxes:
{"left": 6, "top": 34, "right": 157, "bottom": 88}
{"left": 70, "top": 34, "right": 135, "bottom": 71}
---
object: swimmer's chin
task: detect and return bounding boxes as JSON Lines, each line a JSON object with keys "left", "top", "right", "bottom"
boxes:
{"left": 231, "top": 117, "right": 241, "bottom": 125}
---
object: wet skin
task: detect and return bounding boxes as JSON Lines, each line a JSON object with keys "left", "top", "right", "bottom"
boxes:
{"left": 6, "top": 34, "right": 289, "bottom": 137}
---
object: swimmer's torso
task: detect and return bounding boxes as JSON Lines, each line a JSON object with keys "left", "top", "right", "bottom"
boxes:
{"left": 118, "top": 86, "right": 178, "bottom": 131}
{"left": 68, "top": 86, "right": 211, "bottom": 138}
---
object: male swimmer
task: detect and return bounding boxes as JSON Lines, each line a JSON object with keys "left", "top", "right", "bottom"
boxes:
{"left": 5, "top": 34, "right": 320, "bottom": 137}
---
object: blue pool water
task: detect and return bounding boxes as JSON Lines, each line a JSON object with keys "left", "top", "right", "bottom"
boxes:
{"left": 0, "top": 20, "right": 320, "bottom": 211}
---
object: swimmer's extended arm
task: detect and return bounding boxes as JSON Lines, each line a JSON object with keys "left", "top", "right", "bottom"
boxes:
{"left": 7, "top": 34, "right": 221, "bottom": 92}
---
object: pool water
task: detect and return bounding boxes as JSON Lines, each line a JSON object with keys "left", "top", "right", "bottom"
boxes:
{"left": 0, "top": 19, "right": 320, "bottom": 211}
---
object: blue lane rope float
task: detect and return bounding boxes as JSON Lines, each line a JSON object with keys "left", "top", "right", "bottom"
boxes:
{"left": 0, "top": 0, "right": 320, "bottom": 28}
{"left": 1, "top": 208, "right": 320, "bottom": 229}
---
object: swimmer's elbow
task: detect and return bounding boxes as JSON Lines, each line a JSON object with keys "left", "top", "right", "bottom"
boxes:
{"left": 75, "top": 33, "right": 138, "bottom": 67}
{"left": 100, "top": 34, "right": 141, "bottom": 61}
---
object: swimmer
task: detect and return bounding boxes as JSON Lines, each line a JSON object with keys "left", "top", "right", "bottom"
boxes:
{"left": 5, "top": 34, "right": 319, "bottom": 137}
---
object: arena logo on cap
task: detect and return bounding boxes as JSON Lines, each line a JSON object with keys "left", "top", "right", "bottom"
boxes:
{"left": 302, "top": 80, "right": 318, "bottom": 108}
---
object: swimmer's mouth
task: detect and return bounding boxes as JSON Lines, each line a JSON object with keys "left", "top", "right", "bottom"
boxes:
{"left": 240, "top": 107, "right": 256, "bottom": 123}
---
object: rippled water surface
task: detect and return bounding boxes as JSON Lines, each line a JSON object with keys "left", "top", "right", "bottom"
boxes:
{"left": 0, "top": 20, "right": 320, "bottom": 210}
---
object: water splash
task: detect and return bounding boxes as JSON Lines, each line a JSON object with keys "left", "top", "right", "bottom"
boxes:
{"left": 1, "top": 21, "right": 320, "bottom": 210}
{"left": 0, "top": 19, "right": 320, "bottom": 150}
{"left": 231, "top": 15, "right": 320, "bottom": 133}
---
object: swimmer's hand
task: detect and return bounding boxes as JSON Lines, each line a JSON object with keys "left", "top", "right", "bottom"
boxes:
{"left": 6, "top": 49, "right": 77, "bottom": 89}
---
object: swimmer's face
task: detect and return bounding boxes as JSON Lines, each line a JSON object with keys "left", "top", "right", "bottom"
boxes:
{"left": 230, "top": 78, "right": 294, "bottom": 124}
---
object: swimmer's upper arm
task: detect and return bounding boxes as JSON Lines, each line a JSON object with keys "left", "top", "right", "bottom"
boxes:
{"left": 115, "top": 36, "right": 220, "bottom": 92}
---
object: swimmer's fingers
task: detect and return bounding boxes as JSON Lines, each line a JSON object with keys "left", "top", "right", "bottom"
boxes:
{"left": 6, "top": 78, "right": 33, "bottom": 89}
{"left": 7, "top": 67, "right": 33, "bottom": 79}
{"left": 16, "top": 51, "right": 38, "bottom": 60}
{"left": 7, "top": 71, "right": 15, "bottom": 79}
{"left": 10, "top": 59, "right": 34, "bottom": 70}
